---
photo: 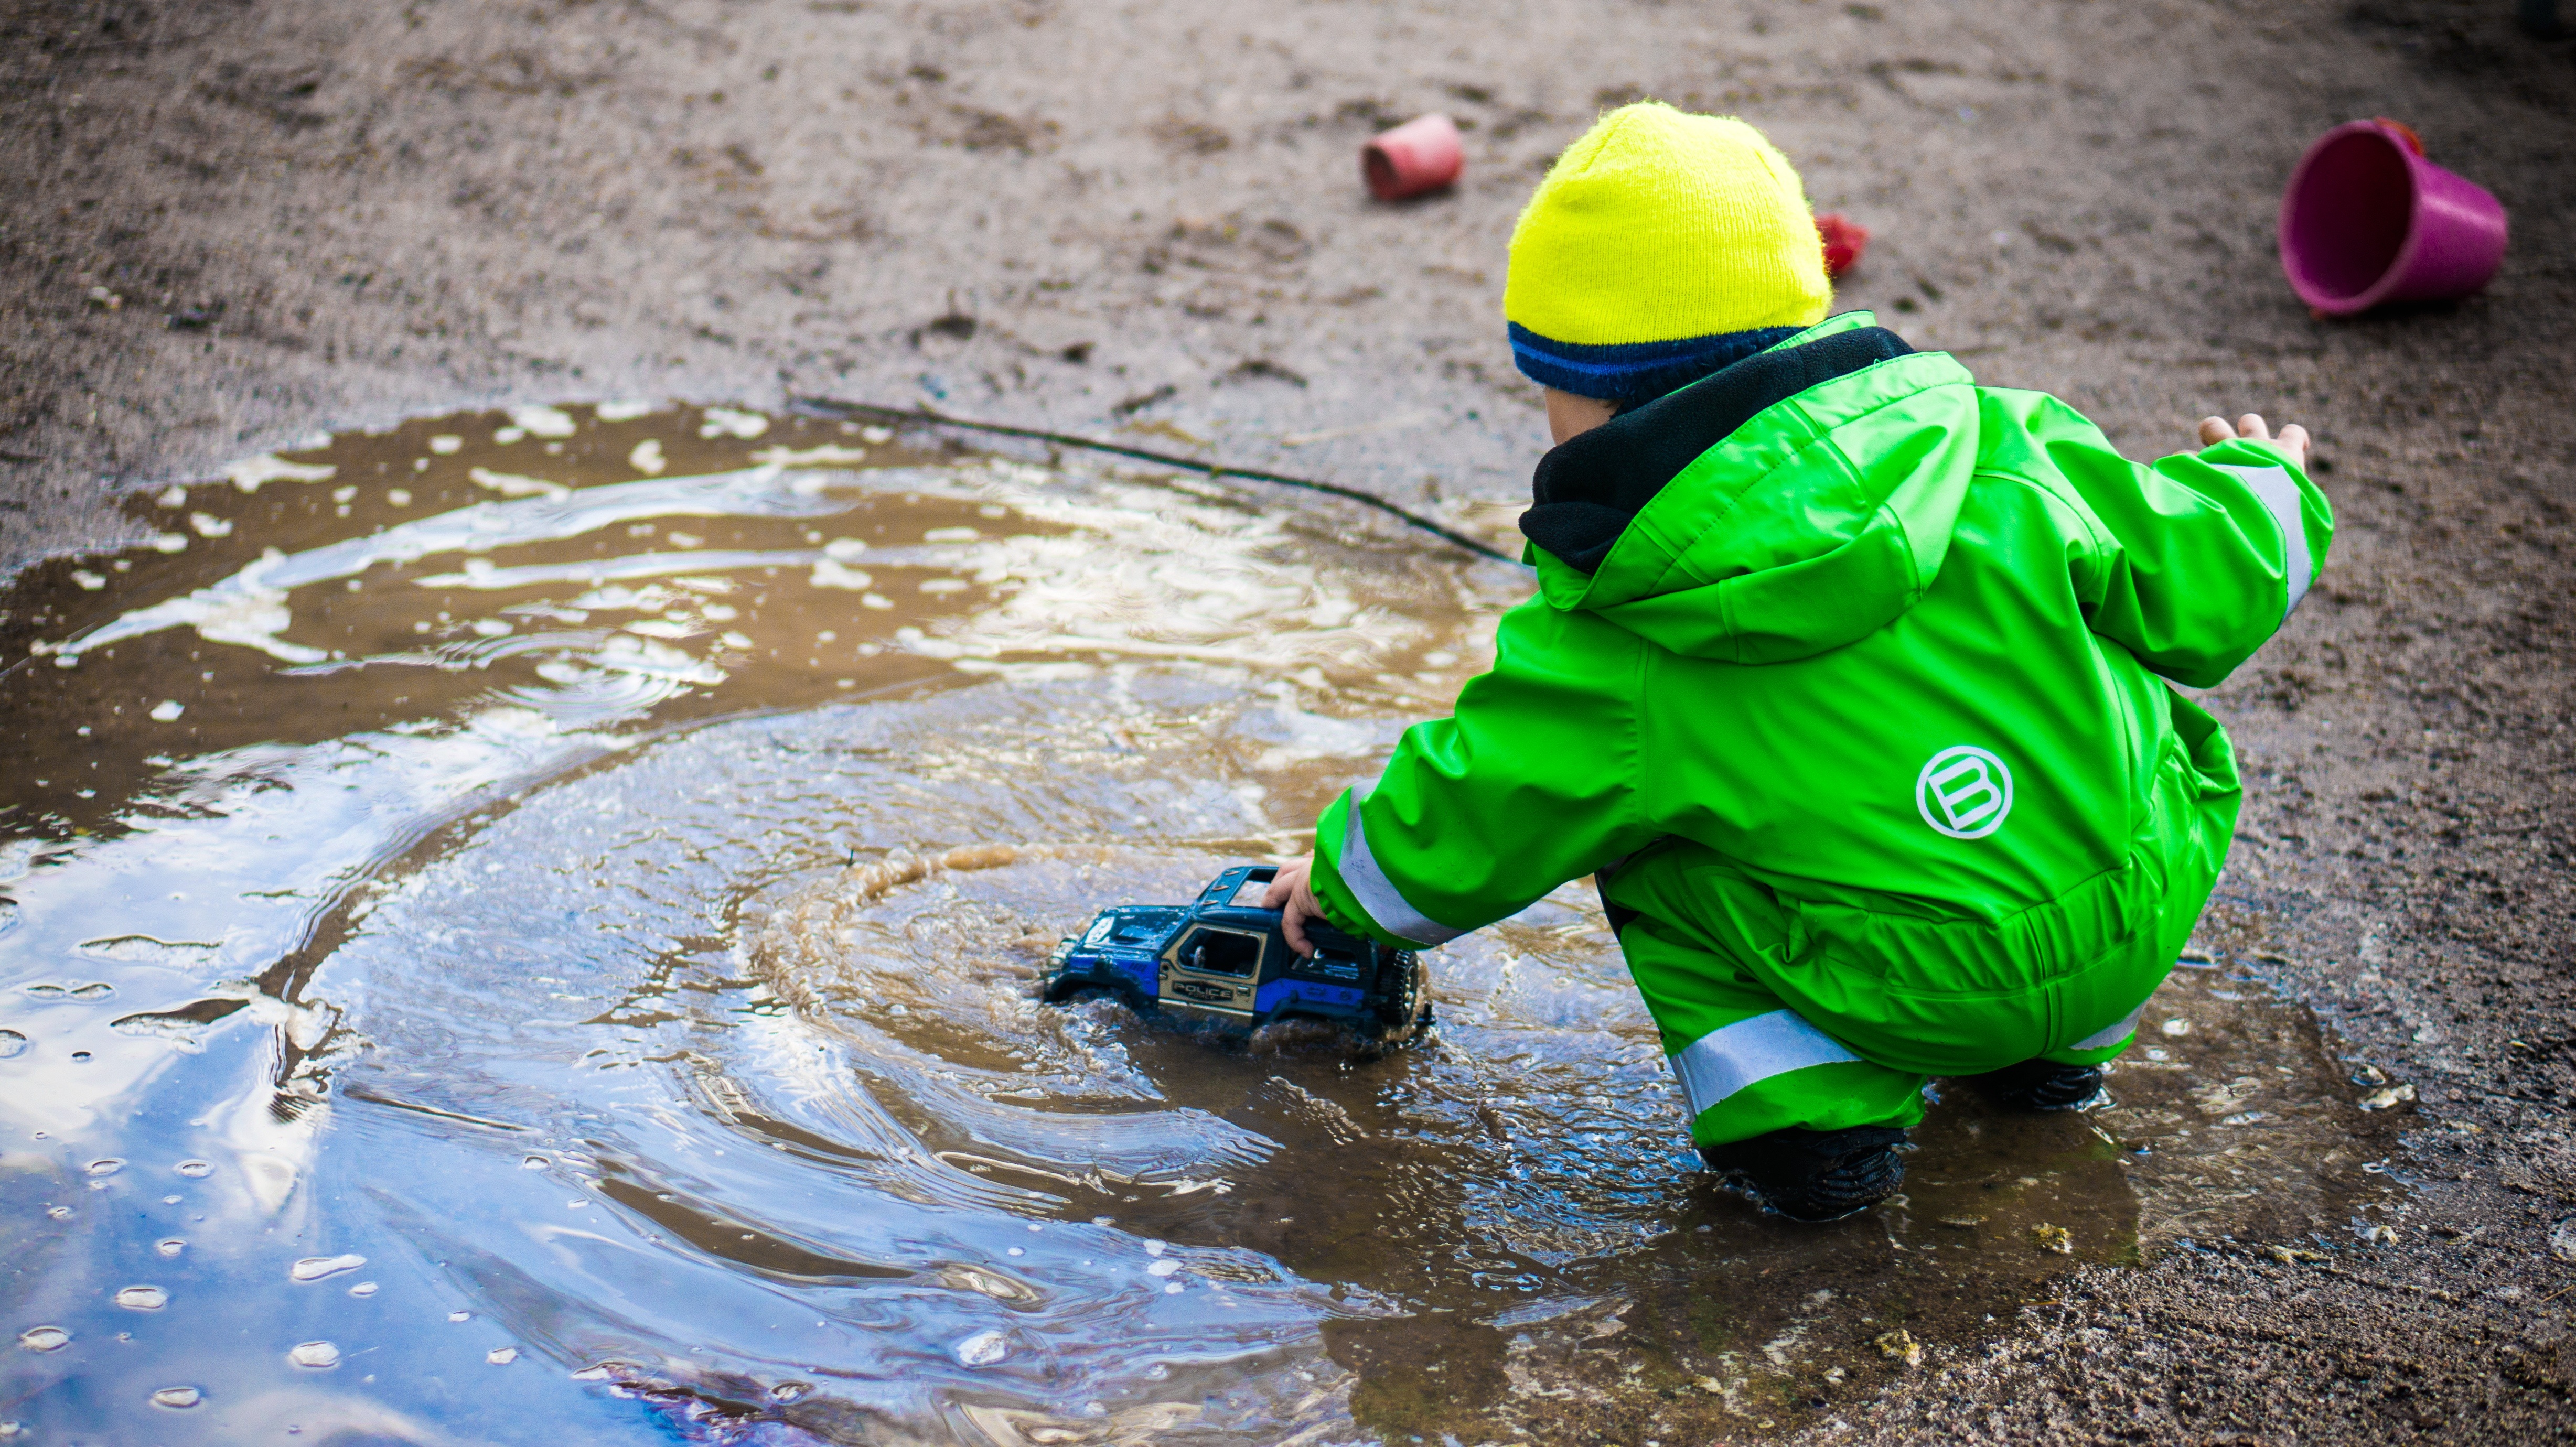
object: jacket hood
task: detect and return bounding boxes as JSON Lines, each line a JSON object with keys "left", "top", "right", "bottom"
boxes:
{"left": 1521, "top": 311, "right": 1981, "bottom": 664}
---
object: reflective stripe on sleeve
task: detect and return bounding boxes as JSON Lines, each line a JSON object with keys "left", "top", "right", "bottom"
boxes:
{"left": 1335, "top": 785, "right": 1465, "bottom": 947}
{"left": 2213, "top": 462, "right": 2313, "bottom": 621}
{"left": 2068, "top": 1005, "right": 2145, "bottom": 1053}
{"left": 1668, "top": 1009, "right": 1863, "bottom": 1119}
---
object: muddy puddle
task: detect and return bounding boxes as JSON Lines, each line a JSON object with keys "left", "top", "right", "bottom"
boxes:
{"left": 1, "top": 404, "right": 2404, "bottom": 1444}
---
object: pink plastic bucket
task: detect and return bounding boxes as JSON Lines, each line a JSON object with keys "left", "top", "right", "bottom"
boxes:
{"left": 2278, "top": 118, "right": 2508, "bottom": 315}
{"left": 1362, "top": 114, "right": 1463, "bottom": 201}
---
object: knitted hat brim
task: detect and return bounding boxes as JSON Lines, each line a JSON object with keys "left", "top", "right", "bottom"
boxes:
{"left": 1509, "top": 322, "right": 1804, "bottom": 403}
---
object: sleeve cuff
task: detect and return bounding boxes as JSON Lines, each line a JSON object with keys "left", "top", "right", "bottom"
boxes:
{"left": 1310, "top": 787, "right": 1463, "bottom": 951}
{"left": 2199, "top": 439, "right": 2319, "bottom": 621}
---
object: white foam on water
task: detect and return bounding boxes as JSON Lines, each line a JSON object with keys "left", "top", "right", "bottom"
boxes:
{"left": 56, "top": 468, "right": 865, "bottom": 664}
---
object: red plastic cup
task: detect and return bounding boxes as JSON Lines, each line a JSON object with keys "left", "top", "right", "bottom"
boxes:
{"left": 1816, "top": 212, "right": 1869, "bottom": 278}
{"left": 1362, "top": 114, "right": 1464, "bottom": 201}
{"left": 2278, "top": 118, "right": 2509, "bottom": 316}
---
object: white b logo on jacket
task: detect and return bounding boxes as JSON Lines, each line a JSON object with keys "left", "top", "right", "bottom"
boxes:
{"left": 1916, "top": 746, "right": 2013, "bottom": 839}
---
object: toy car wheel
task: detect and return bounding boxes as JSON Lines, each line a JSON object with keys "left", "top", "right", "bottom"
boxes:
{"left": 1375, "top": 951, "right": 1427, "bottom": 1034}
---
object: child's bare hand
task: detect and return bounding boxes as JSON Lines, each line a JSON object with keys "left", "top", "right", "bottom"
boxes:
{"left": 2198, "top": 412, "right": 2311, "bottom": 471}
{"left": 1261, "top": 860, "right": 1324, "bottom": 957}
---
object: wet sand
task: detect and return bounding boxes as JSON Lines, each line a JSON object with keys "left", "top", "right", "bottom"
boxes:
{"left": 4, "top": 0, "right": 2574, "bottom": 1441}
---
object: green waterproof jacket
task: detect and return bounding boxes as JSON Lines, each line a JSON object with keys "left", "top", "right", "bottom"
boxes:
{"left": 1307, "top": 311, "right": 2333, "bottom": 1075}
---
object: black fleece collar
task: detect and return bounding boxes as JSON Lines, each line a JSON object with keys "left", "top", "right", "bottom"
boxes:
{"left": 1520, "top": 326, "right": 1916, "bottom": 573}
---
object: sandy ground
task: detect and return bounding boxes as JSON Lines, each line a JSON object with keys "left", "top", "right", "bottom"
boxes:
{"left": 4, "top": 0, "right": 2574, "bottom": 1440}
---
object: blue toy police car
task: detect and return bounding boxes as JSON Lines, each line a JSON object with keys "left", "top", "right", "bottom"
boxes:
{"left": 1040, "top": 865, "right": 1429, "bottom": 1041}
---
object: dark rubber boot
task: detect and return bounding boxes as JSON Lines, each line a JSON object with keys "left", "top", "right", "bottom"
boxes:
{"left": 1698, "top": 1125, "right": 1907, "bottom": 1223}
{"left": 1974, "top": 1059, "right": 2105, "bottom": 1111}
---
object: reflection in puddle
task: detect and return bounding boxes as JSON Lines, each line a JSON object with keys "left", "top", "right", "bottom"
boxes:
{"left": 0, "top": 406, "right": 2401, "bottom": 1442}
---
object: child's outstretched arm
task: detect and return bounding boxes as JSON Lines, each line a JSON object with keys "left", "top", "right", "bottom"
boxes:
{"left": 1998, "top": 393, "right": 2335, "bottom": 688}
{"left": 1264, "top": 603, "right": 1660, "bottom": 955}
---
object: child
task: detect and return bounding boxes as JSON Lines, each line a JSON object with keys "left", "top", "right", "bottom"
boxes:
{"left": 1264, "top": 103, "right": 2328, "bottom": 1222}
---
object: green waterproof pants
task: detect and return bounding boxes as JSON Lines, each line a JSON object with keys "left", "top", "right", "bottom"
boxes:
{"left": 1614, "top": 906, "right": 2151, "bottom": 1146}
{"left": 1605, "top": 725, "right": 2237, "bottom": 1148}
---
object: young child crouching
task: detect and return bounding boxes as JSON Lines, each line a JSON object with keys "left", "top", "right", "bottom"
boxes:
{"left": 1265, "top": 102, "right": 2330, "bottom": 1221}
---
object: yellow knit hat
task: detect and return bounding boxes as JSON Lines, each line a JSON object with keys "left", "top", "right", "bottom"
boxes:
{"left": 1505, "top": 103, "right": 1832, "bottom": 400}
